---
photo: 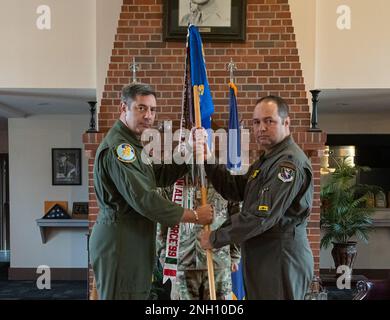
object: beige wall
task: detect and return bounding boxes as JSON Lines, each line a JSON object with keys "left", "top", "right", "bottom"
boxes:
{"left": 9, "top": 115, "right": 89, "bottom": 268}
{"left": 96, "top": 0, "right": 123, "bottom": 110}
{"left": 0, "top": 0, "right": 96, "bottom": 88}
{"left": 289, "top": 0, "right": 317, "bottom": 94}
{"left": 291, "top": 0, "right": 390, "bottom": 90}
{"left": 2, "top": 0, "right": 389, "bottom": 91}
{"left": 316, "top": 0, "right": 390, "bottom": 89}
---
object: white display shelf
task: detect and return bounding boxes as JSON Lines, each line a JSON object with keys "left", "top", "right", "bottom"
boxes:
{"left": 36, "top": 219, "right": 89, "bottom": 244}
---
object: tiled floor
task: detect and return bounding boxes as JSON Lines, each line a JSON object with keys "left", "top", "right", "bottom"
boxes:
{"left": 0, "top": 262, "right": 87, "bottom": 300}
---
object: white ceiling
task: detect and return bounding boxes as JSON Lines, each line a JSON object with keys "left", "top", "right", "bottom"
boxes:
{"left": 0, "top": 88, "right": 96, "bottom": 119}
{"left": 318, "top": 89, "right": 390, "bottom": 114}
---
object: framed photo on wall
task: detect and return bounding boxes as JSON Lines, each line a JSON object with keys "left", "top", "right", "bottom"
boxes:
{"left": 52, "top": 148, "right": 82, "bottom": 185}
{"left": 163, "top": 0, "right": 246, "bottom": 42}
{"left": 72, "top": 202, "right": 89, "bottom": 219}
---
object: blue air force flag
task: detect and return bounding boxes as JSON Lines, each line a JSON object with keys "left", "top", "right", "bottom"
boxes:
{"left": 188, "top": 25, "right": 214, "bottom": 129}
{"left": 232, "top": 260, "right": 246, "bottom": 300}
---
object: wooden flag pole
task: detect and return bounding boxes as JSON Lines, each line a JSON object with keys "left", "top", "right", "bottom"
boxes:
{"left": 90, "top": 277, "right": 98, "bottom": 300}
{"left": 193, "top": 85, "right": 216, "bottom": 301}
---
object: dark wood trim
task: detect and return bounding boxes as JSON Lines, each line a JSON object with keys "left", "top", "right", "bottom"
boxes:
{"left": 8, "top": 268, "right": 87, "bottom": 281}
{"left": 0, "top": 153, "right": 9, "bottom": 252}
{"left": 326, "top": 134, "right": 390, "bottom": 147}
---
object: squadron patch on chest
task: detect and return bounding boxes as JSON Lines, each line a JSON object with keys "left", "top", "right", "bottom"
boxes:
{"left": 116, "top": 143, "right": 136, "bottom": 163}
{"left": 278, "top": 166, "right": 295, "bottom": 183}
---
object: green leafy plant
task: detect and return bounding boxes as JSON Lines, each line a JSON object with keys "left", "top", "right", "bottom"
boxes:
{"left": 320, "top": 157, "right": 380, "bottom": 249}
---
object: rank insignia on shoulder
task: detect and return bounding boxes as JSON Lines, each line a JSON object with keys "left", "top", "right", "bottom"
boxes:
{"left": 258, "top": 205, "right": 269, "bottom": 211}
{"left": 278, "top": 166, "right": 295, "bottom": 183}
{"left": 251, "top": 169, "right": 260, "bottom": 179}
{"left": 116, "top": 144, "right": 136, "bottom": 163}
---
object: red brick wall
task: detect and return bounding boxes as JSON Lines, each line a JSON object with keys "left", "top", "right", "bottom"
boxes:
{"left": 84, "top": 0, "right": 326, "bottom": 297}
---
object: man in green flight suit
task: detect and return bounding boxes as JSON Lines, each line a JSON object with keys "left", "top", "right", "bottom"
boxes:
{"left": 89, "top": 83, "right": 213, "bottom": 300}
{"left": 199, "top": 95, "right": 314, "bottom": 300}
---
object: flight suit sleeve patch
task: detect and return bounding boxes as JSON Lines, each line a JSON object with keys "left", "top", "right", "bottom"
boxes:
{"left": 277, "top": 162, "right": 296, "bottom": 183}
{"left": 116, "top": 143, "right": 136, "bottom": 163}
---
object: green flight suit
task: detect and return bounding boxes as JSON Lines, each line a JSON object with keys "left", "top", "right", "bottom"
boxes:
{"left": 89, "top": 120, "right": 187, "bottom": 300}
{"left": 206, "top": 135, "right": 314, "bottom": 300}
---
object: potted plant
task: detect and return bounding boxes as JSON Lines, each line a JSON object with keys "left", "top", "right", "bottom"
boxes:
{"left": 320, "top": 156, "right": 379, "bottom": 273}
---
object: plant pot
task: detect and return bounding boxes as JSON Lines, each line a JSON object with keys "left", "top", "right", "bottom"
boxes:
{"left": 331, "top": 242, "right": 357, "bottom": 273}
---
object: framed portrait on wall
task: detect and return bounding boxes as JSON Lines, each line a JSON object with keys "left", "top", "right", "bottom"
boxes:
{"left": 72, "top": 202, "right": 89, "bottom": 219}
{"left": 163, "top": 0, "right": 246, "bottom": 42}
{"left": 52, "top": 148, "right": 82, "bottom": 185}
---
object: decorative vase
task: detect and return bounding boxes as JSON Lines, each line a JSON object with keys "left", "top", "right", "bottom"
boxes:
{"left": 331, "top": 242, "right": 357, "bottom": 273}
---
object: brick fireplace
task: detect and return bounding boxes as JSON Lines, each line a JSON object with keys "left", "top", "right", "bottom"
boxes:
{"left": 83, "top": 0, "right": 326, "bottom": 296}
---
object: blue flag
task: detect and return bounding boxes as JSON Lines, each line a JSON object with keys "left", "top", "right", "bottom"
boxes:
{"left": 188, "top": 25, "right": 214, "bottom": 129}
{"left": 227, "top": 82, "right": 241, "bottom": 171}
{"left": 232, "top": 260, "right": 246, "bottom": 300}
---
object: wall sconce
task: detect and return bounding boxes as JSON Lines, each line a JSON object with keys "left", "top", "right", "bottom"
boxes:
{"left": 86, "top": 101, "right": 97, "bottom": 133}
{"left": 309, "top": 90, "right": 321, "bottom": 132}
